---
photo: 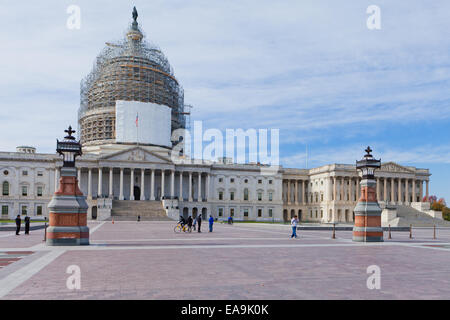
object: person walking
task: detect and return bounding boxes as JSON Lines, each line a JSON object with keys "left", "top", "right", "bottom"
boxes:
{"left": 24, "top": 216, "right": 30, "bottom": 235}
{"left": 197, "top": 214, "right": 202, "bottom": 233}
{"left": 209, "top": 215, "right": 214, "bottom": 232}
{"left": 15, "top": 215, "right": 21, "bottom": 235}
{"left": 192, "top": 216, "right": 197, "bottom": 231}
{"left": 291, "top": 215, "right": 299, "bottom": 238}
{"left": 187, "top": 215, "right": 193, "bottom": 230}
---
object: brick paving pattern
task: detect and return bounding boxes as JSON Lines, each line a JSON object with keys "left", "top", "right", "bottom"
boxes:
{"left": 1, "top": 221, "right": 449, "bottom": 299}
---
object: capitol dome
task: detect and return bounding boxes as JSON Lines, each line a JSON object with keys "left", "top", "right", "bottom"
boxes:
{"left": 78, "top": 7, "right": 186, "bottom": 147}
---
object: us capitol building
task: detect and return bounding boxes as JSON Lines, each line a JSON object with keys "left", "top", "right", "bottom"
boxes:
{"left": 0, "top": 9, "right": 440, "bottom": 225}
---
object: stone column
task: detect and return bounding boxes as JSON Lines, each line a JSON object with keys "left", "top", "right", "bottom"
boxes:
{"left": 98, "top": 168, "right": 103, "bottom": 198}
{"left": 376, "top": 177, "right": 380, "bottom": 201}
{"left": 390, "top": 178, "right": 395, "bottom": 203}
{"left": 398, "top": 178, "right": 402, "bottom": 203}
{"left": 188, "top": 172, "right": 193, "bottom": 202}
{"left": 303, "top": 180, "right": 306, "bottom": 204}
{"left": 119, "top": 168, "right": 124, "bottom": 200}
{"left": 357, "top": 178, "right": 361, "bottom": 200}
{"left": 333, "top": 177, "right": 337, "bottom": 201}
{"left": 206, "top": 173, "right": 210, "bottom": 201}
{"left": 412, "top": 179, "right": 416, "bottom": 202}
{"left": 426, "top": 180, "right": 429, "bottom": 199}
{"left": 287, "top": 180, "right": 291, "bottom": 204}
{"left": 295, "top": 180, "right": 298, "bottom": 204}
{"left": 383, "top": 178, "right": 387, "bottom": 202}
{"left": 419, "top": 180, "right": 423, "bottom": 202}
{"left": 198, "top": 172, "right": 202, "bottom": 202}
{"left": 140, "top": 169, "right": 145, "bottom": 201}
{"left": 350, "top": 178, "right": 353, "bottom": 202}
{"left": 130, "top": 169, "right": 135, "bottom": 200}
{"left": 54, "top": 167, "right": 60, "bottom": 192}
{"left": 77, "top": 168, "right": 81, "bottom": 189}
{"left": 179, "top": 172, "right": 183, "bottom": 201}
{"left": 161, "top": 170, "right": 165, "bottom": 200}
{"left": 340, "top": 177, "right": 344, "bottom": 202}
{"left": 405, "top": 179, "right": 409, "bottom": 203}
{"left": 150, "top": 169, "right": 155, "bottom": 200}
{"left": 171, "top": 170, "right": 175, "bottom": 199}
{"left": 109, "top": 168, "right": 113, "bottom": 198}
{"left": 87, "top": 168, "right": 92, "bottom": 199}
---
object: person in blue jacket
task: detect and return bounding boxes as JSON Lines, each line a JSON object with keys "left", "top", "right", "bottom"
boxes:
{"left": 209, "top": 215, "right": 214, "bottom": 232}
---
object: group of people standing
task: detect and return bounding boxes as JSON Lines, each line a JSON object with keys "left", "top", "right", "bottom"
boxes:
{"left": 15, "top": 215, "right": 31, "bottom": 235}
{"left": 179, "top": 214, "right": 215, "bottom": 233}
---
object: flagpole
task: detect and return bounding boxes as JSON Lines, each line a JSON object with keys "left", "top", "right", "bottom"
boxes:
{"left": 136, "top": 112, "right": 139, "bottom": 147}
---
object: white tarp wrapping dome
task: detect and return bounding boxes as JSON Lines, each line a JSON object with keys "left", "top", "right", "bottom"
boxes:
{"left": 115, "top": 100, "right": 171, "bottom": 147}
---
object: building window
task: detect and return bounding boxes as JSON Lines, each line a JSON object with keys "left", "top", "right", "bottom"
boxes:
{"left": 244, "top": 209, "right": 249, "bottom": 217}
{"left": 269, "top": 180, "right": 272, "bottom": 184}
{"left": 218, "top": 191, "right": 223, "bottom": 200}
{"left": 37, "top": 186, "right": 43, "bottom": 197}
{"left": 37, "top": 171, "right": 43, "bottom": 177}
{"left": 3, "top": 170, "right": 8, "bottom": 176}
{"left": 230, "top": 208, "right": 234, "bottom": 217}
{"left": 2, "top": 181, "right": 9, "bottom": 196}
{"left": 321, "top": 194, "right": 323, "bottom": 201}
{"left": 37, "top": 206, "right": 43, "bottom": 215}
{"left": 244, "top": 179, "right": 248, "bottom": 183}
{"left": 230, "top": 178, "right": 234, "bottom": 183}
{"left": 268, "top": 209, "right": 273, "bottom": 217}
{"left": 268, "top": 192, "right": 273, "bottom": 201}
{"left": 22, "top": 186, "right": 28, "bottom": 196}
{"left": 218, "top": 208, "right": 223, "bottom": 217}
{"left": 21, "top": 206, "right": 27, "bottom": 215}
{"left": 244, "top": 188, "right": 249, "bottom": 201}
{"left": 230, "top": 192, "right": 234, "bottom": 201}
{"left": 219, "top": 178, "right": 223, "bottom": 183}
{"left": 258, "top": 192, "right": 262, "bottom": 201}
{"left": 258, "top": 209, "right": 262, "bottom": 217}
{"left": 321, "top": 210, "right": 323, "bottom": 218}
{"left": 1, "top": 206, "right": 8, "bottom": 216}
{"left": 22, "top": 170, "right": 28, "bottom": 176}
{"left": 258, "top": 179, "right": 262, "bottom": 184}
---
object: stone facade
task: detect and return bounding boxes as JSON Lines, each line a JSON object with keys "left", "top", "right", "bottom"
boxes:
{"left": 281, "top": 162, "right": 430, "bottom": 223}
{"left": 1, "top": 146, "right": 431, "bottom": 223}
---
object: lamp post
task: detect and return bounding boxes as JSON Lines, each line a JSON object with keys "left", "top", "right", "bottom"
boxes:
{"left": 352, "top": 146, "right": 383, "bottom": 242}
{"left": 46, "top": 126, "right": 89, "bottom": 246}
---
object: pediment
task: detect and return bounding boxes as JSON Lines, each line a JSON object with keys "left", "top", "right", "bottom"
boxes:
{"left": 380, "top": 162, "right": 414, "bottom": 174}
{"left": 100, "top": 147, "right": 171, "bottom": 164}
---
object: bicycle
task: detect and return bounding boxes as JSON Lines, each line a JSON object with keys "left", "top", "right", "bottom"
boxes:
{"left": 174, "top": 223, "right": 192, "bottom": 233}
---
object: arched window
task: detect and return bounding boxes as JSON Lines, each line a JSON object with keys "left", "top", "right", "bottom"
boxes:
{"left": 243, "top": 188, "right": 249, "bottom": 201}
{"left": 2, "top": 181, "right": 9, "bottom": 196}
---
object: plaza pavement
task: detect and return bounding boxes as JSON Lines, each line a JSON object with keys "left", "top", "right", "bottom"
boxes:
{"left": 0, "top": 220, "right": 449, "bottom": 299}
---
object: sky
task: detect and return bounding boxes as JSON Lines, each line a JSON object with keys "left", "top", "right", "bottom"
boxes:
{"left": 0, "top": 1, "right": 449, "bottom": 200}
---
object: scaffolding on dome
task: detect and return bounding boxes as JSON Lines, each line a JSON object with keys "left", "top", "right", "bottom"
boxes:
{"left": 78, "top": 16, "right": 188, "bottom": 146}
